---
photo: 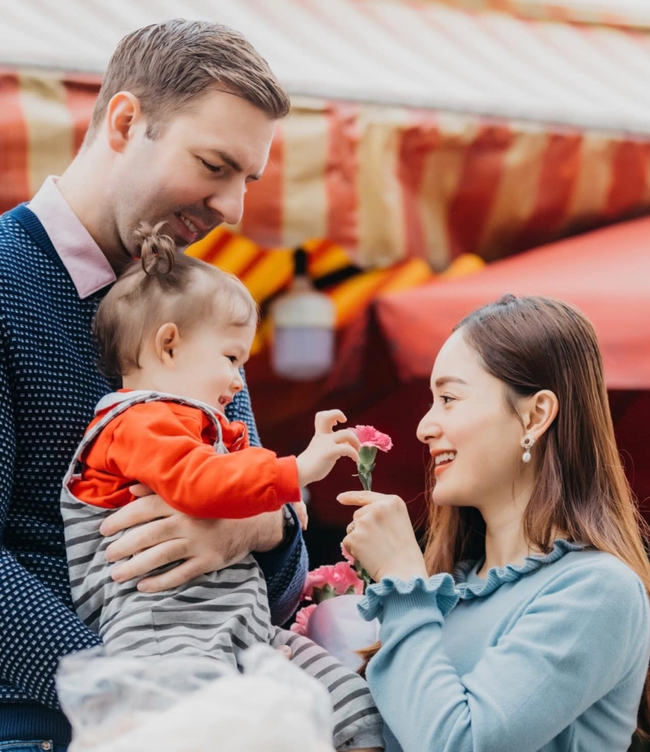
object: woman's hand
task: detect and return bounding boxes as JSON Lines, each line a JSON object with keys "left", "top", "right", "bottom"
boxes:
{"left": 337, "top": 491, "right": 428, "bottom": 583}
{"left": 98, "top": 484, "right": 283, "bottom": 592}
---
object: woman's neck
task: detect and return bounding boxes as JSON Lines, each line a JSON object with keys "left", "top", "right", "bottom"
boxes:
{"left": 476, "top": 487, "right": 541, "bottom": 578}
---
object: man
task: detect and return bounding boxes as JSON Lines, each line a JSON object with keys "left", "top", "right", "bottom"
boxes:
{"left": 0, "top": 20, "right": 307, "bottom": 750}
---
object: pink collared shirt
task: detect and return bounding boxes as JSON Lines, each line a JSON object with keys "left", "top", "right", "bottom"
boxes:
{"left": 29, "top": 177, "right": 116, "bottom": 299}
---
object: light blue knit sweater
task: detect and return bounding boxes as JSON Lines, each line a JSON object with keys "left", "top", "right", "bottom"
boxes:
{"left": 359, "top": 540, "right": 650, "bottom": 752}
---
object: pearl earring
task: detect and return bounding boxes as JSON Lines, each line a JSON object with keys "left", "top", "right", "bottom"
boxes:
{"left": 521, "top": 435, "right": 535, "bottom": 463}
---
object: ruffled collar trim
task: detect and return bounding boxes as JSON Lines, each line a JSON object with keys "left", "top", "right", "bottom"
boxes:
{"left": 453, "top": 539, "right": 585, "bottom": 600}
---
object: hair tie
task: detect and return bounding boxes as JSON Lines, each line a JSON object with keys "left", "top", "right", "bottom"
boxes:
{"left": 134, "top": 221, "right": 176, "bottom": 276}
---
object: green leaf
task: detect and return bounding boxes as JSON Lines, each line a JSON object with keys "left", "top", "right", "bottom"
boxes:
{"left": 313, "top": 583, "right": 337, "bottom": 603}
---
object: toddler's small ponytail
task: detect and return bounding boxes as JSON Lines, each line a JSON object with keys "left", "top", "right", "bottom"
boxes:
{"left": 134, "top": 221, "right": 176, "bottom": 276}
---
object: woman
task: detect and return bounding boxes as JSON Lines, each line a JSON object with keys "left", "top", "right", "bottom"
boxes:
{"left": 339, "top": 295, "right": 650, "bottom": 752}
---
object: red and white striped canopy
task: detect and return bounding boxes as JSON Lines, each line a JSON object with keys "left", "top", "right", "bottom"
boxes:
{"left": 1, "top": 0, "right": 649, "bottom": 268}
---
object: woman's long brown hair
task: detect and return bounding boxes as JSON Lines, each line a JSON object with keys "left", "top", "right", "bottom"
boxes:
{"left": 361, "top": 295, "right": 650, "bottom": 737}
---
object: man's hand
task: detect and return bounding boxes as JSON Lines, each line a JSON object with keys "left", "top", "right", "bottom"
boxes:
{"left": 99, "top": 485, "right": 283, "bottom": 593}
{"left": 293, "top": 501, "right": 308, "bottom": 530}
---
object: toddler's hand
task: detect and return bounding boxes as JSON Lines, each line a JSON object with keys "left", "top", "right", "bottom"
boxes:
{"left": 293, "top": 501, "right": 309, "bottom": 530}
{"left": 296, "top": 410, "right": 361, "bottom": 487}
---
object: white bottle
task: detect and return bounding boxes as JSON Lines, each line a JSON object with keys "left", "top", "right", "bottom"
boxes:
{"left": 270, "top": 250, "right": 335, "bottom": 381}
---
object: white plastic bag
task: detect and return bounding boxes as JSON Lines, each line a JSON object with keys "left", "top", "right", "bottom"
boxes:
{"left": 57, "top": 645, "right": 334, "bottom": 752}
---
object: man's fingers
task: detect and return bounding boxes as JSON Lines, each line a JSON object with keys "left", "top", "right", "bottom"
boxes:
{"left": 110, "top": 539, "right": 189, "bottom": 583}
{"left": 129, "top": 483, "right": 154, "bottom": 497}
{"left": 314, "top": 409, "right": 347, "bottom": 434}
{"left": 99, "top": 494, "right": 172, "bottom": 537}
{"left": 137, "top": 558, "right": 209, "bottom": 593}
{"left": 104, "top": 516, "right": 180, "bottom": 563}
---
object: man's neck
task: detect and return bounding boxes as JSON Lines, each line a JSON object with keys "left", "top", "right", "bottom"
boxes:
{"left": 57, "top": 156, "right": 130, "bottom": 274}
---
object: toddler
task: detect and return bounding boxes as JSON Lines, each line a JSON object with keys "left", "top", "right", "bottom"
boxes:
{"left": 61, "top": 224, "right": 383, "bottom": 752}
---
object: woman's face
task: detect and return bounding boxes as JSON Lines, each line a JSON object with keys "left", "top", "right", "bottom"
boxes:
{"left": 416, "top": 328, "right": 529, "bottom": 511}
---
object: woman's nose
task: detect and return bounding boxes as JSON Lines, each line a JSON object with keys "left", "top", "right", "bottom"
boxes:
{"left": 416, "top": 408, "right": 441, "bottom": 444}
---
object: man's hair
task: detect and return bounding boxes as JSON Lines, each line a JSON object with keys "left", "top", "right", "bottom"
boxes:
{"left": 88, "top": 19, "right": 290, "bottom": 139}
{"left": 94, "top": 223, "right": 259, "bottom": 380}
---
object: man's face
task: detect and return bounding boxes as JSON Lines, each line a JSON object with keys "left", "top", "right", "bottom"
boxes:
{"left": 111, "top": 89, "right": 276, "bottom": 258}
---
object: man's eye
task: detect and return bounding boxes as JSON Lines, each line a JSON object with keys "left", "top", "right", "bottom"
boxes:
{"left": 201, "top": 159, "right": 224, "bottom": 175}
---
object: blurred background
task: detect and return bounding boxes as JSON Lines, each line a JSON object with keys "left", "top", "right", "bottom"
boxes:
{"left": 1, "top": 0, "right": 650, "bottom": 566}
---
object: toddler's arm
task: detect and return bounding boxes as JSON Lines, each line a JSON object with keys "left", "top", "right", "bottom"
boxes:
{"left": 84, "top": 403, "right": 301, "bottom": 518}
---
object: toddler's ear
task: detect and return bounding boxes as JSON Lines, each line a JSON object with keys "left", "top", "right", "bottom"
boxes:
{"left": 155, "top": 322, "right": 181, "bottom": 368}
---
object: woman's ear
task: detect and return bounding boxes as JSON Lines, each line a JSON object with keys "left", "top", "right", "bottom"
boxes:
{"left": 522, "top": 390, "right": 559, "bottom": 440}
{"left": 154, "top": 323, "right": 181, "bottom": 368}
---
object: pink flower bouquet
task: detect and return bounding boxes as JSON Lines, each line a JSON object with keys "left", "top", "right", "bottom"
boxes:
{"left": 291, "top": 555, "right": 364, "bottom": 636}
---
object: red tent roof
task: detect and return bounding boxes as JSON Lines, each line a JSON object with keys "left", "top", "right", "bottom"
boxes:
{"left": 376, "top": 216, "right": 650, "bottom": 389}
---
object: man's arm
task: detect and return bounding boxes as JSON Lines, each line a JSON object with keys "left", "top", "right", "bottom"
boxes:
{"left": 0, "top": 335, "right": 100, "bottom": 708}
{"left": 254, "top": 504, "right": 309, "bottom": 625}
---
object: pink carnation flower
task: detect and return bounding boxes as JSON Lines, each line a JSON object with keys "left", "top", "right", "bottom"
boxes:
{"left": 341, "top": 542, "right": 355, "bottom": 565}
{"left": 301, "top": 561, "right": 364, "bottom": 601}
{"left": 351, "top": 425, "right": 393, "bottom": 452}
{"left": 290, "top": 603, "right": 317, "bottom": 636}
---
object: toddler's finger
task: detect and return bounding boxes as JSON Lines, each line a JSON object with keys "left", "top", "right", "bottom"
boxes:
{"left": 314, "top": 409, "right": 347, "bottom": 434}
{"left": 331, "top": 429, "right": 362, "bottom": 451}
{"left": 333, "top": 444, "right": 360, "bottom": 464}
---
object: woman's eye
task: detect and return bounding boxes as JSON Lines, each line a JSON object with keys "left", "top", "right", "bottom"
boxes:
{"left": 441, "top": 395, "right": 455, "bottom": 405}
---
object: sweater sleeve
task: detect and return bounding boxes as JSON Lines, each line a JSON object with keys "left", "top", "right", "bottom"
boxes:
{"left": 361, "top": 561, "right": 650, "bottom": 752}
{"left": 104, "top": 403, "right": 301, "bottom": 518}
{"left": 227, "top": 376, "right": 308, "bottom": 626}
{"left": 0, "top": 327, "right": 100, "bottom": 709}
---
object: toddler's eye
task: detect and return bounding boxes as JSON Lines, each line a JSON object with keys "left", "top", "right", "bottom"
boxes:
{"left": 227, "top": 355, "right": 238, "bottom": 363}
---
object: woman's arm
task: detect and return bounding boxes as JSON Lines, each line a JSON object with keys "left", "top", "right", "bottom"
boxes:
{"left": 362, "top": 560, "right": 649, "bottom": 752}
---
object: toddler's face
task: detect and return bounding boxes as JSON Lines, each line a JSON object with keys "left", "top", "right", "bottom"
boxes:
{"left": 169, "top": 322, "right": 256, "bottom": 412}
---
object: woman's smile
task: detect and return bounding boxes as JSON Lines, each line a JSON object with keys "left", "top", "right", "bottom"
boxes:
{"left": 432, "top": 450, "right": 457, "bottom": 476}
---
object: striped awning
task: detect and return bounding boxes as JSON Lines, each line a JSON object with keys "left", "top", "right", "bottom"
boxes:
{"left": 434, "top": 0, "right": 650, "bottom": 29}
{"left": 1, "top": 0, "right": 650, "bottom": 269}
{"left": 187, "top": 228, "right": 484, "bottom": 355}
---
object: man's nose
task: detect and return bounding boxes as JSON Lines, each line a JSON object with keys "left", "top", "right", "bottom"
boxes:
{"left": 206, "top": 184, "right": 245, "bottom": 227}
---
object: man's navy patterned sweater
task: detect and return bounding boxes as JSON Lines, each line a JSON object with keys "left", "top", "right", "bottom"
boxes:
{"left": 0, "top": 205, "right": 307, "bottom": 744}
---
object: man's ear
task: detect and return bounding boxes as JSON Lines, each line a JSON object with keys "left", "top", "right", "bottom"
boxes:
{"left": 154, "top": 323, "right": 181, "bottom": 369}
{"left": 106, "top": 91, "right": 143, "bottom": 153}
{"left": 521, "top": 390, "right": 559, "bottom": 441}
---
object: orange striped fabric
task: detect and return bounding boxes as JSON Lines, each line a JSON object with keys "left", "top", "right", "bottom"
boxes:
{"left": 1, "top": 68, "right": 650, "bottom": 271}
{"left": 431, "top": 0, "right": 650, "bottom": 30}
{"left": 187, "top": 231, "right": 484, "bottom": 354}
